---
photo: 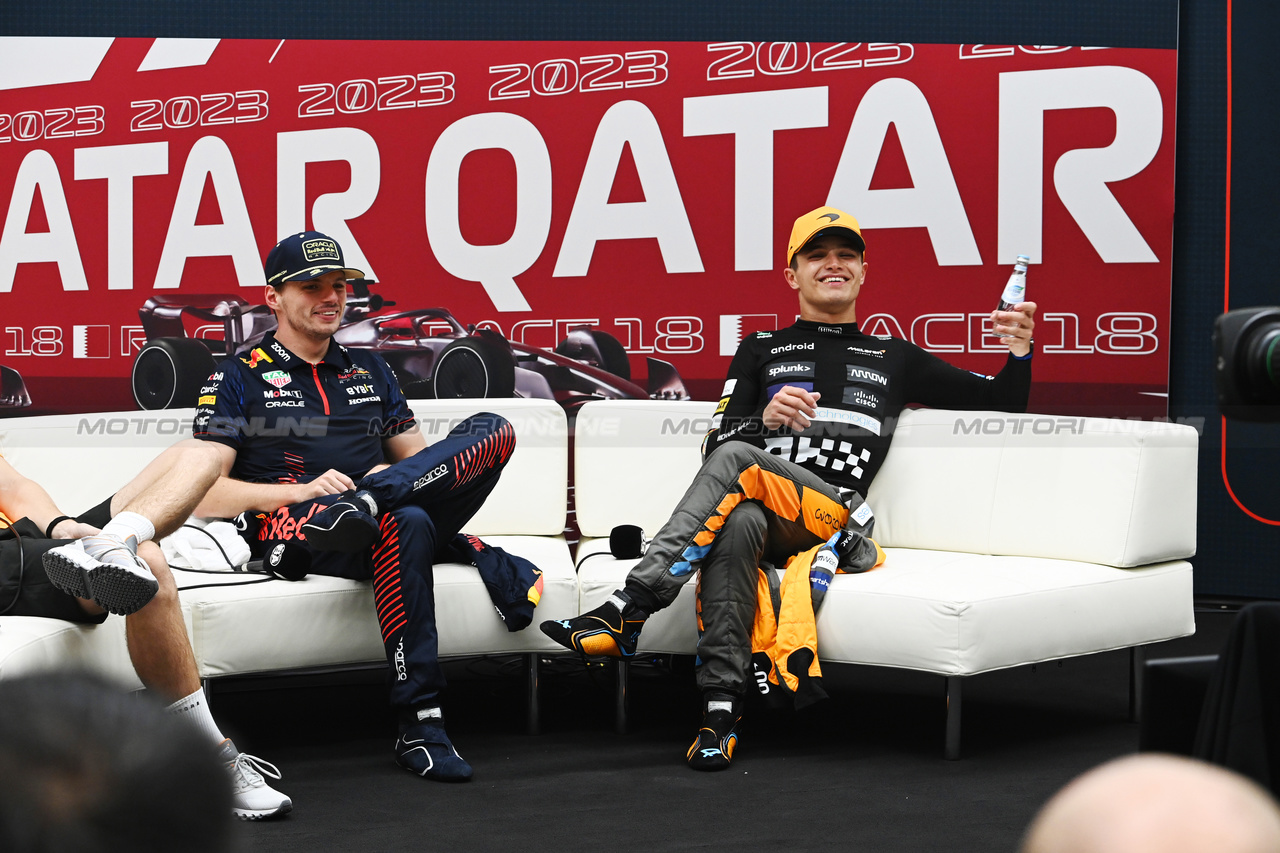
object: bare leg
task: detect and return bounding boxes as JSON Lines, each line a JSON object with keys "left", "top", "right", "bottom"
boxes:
{"left": 110, "top": 440, "right": 221, "bottom": 539}
{"left": 121, "top": 542, "right": 200, "bottom": 701}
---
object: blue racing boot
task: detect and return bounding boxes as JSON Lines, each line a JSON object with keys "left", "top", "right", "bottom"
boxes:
{"left": 394, "top": 716, "right": 472, "bottom": 782}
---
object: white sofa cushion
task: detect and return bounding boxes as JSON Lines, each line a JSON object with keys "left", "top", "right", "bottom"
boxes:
{"left": 403, "top": 399, "right": 567, "bottom": 536}
{"left": 814, "top": 549, "right": 1194, "bottom": 675}
{"left": 867, "top": 409, "right": 1198, "bottom": 567}
{"left": 179, "top": 534, "right": 577, "bottom": 679}
{"left": 574, "top": 399, "right": 716, "bottom": 538}
{"left": 0, "top": 614, "right": 141, "bottom": 688}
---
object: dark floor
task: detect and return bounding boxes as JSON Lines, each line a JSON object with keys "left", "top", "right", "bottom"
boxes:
{"left": 210, "top": 607, "right": 1236, "bottom": 853}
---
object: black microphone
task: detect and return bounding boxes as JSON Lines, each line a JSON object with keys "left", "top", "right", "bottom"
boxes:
{"left": 264, "top": 541, "right": 311, "bottom": 581}
{"left": 609, "top": 525, "right": 650, "bottom": 559}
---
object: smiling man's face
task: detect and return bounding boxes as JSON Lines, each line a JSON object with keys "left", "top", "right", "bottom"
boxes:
{"left": 784, "top": 234, "right": 867, "bottom": 323}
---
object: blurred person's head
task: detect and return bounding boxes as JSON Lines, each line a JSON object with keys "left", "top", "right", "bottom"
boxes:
{"left": 1022, "top": 753, "right": 1280, "bottom": 853}
{"left": 0, "top": 672, "right": 231, "bottom": 853}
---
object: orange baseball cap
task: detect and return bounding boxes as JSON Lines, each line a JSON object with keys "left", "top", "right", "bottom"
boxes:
{"left": 786, "top": 206, "right": 866, "bottom": 265}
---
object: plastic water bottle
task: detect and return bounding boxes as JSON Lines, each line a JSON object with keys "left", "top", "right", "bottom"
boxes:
{"left": 809, "top": 544, "right": 838, "bottom": 611}
{"left": 994, "top": 255, "right": 1030, "bottom": 337}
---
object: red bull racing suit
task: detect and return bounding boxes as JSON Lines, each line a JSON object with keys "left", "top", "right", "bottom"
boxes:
{"left": 621, "top": 319, "right": 1032, "bottom": 700}
{"left": 194, "top": 332, "right": 515, "bottom": 712}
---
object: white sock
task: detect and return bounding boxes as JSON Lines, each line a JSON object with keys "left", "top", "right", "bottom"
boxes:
{"left": 166, "top": 687, "right": 225, "bottom": 745}
{"left": 103, "top": 511, "right": 156, "bottom": 548}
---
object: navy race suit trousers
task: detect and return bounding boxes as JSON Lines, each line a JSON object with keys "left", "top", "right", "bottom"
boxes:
{"left": 250, "top": 413, "right": 516, "bottom": 709}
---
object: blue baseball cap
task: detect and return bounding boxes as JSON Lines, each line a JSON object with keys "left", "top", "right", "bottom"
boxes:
{"left": 264, "top": 231, "right": 365, "bottom": 286}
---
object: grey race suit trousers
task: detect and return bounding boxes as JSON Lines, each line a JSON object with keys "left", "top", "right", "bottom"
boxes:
{"left": 622, "top": 442, "right": 877, "bottom": 700}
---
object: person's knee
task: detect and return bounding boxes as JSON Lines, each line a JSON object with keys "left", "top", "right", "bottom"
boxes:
{"left": 723, "top": 501, "right": 767, "bottom": 532}
{"left": 175, "top": 439, "right": 222, "bottom": 484}
{"left": 462, "top": 412, "right": 513, "bottom": 439}
{"left": 138, "top": 542, "right": 179, "bottom": 607}
{"left": 707, "top": 441, "right": 762, "bottom": 474}
{"left": 479, "top": 412, "right": 516, "bottom": 459}
{"left": 716, "top": 502, "right": 768, "bottom": 550}
{"left": 388, "top": 504, "right": 437, "bottom": 553}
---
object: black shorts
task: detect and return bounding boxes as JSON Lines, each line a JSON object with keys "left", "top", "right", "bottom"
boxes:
{"left": 0, "top": 516, "right": 108, "bottom": 624}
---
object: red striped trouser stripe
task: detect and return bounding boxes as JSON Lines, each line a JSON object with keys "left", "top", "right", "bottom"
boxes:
{"left": 452, "top": 422, "right": 516, "bottom": 486}
{"left": 371, "top": 515, "right": 407, "bottom": 641}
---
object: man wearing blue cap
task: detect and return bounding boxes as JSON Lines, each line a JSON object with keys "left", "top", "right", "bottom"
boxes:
{"left": 543, "top": 206, "right": 1038, "bottom": 770}
{"left": 193, "top": 232, "right": 518, "bottom": 782}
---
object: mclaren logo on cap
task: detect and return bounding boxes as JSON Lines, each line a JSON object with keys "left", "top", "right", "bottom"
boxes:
{"left": 820, "top": 213, "right": 840, "bottom": 222}
{"left": 301, "top": 238, "right": 341, "bottom": 263}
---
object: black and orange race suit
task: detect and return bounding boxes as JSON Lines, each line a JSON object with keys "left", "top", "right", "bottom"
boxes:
{"left": 623, "top": 319, "right": 1032, "bottom": 699}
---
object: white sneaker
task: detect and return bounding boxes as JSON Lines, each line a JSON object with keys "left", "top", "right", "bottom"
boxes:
{"left": 218, "top": 739, "right": 293, "bottom": 820}
{"left": 42, "top": 535, "right": 159, "bottom": 616}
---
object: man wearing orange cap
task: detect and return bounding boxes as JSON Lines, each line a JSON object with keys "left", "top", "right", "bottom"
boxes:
{"left": 543, "top": 206, "right": 1037, "bottom": 770}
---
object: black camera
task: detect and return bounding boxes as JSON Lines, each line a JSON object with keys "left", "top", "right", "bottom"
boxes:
{"left": 1214, "top": 307, "right": 1280, "bottom": 421}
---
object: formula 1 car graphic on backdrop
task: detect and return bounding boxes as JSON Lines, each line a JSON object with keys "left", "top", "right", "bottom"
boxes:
{"left": 130, "top": 280, "right": 689, "bottom": 412}
{"left": 0, "top": 366, "right": 33, "bottom": 409}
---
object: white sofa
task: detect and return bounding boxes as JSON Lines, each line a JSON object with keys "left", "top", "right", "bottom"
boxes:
{"left": 0, "top": 399, "right": 577, "bottom": 732}
{"left": 572, "top": 400, "right": 1198, "bottom": 757}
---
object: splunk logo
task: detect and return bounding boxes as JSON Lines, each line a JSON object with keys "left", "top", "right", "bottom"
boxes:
{"left": 767, "top": 361, "right": 815, "bottom": 379}
{"left": 412, "top": 464, "right": 449, "bottom": 490}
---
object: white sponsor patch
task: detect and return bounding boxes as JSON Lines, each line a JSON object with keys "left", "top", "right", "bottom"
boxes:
{"left": 852, "top": 502, "right": 874, "bottom": 527}
{"left": 720, "top": 378, "right": 737, "bottom": 397}
{"left": 810, "top": 407, "right": 883, "bottom": 435}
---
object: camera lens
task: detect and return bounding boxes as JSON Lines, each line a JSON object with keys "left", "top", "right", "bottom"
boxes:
{"left": 1244, "top": 323, "right": 1280, "bottom": 399}
{"left": 1213, "top": 307, "right": 1280, "bottom": 420}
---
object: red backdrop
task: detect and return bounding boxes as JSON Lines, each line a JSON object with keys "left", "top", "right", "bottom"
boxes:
{"left": 0, "top": 38, "right": 1177, "bottom": 415}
